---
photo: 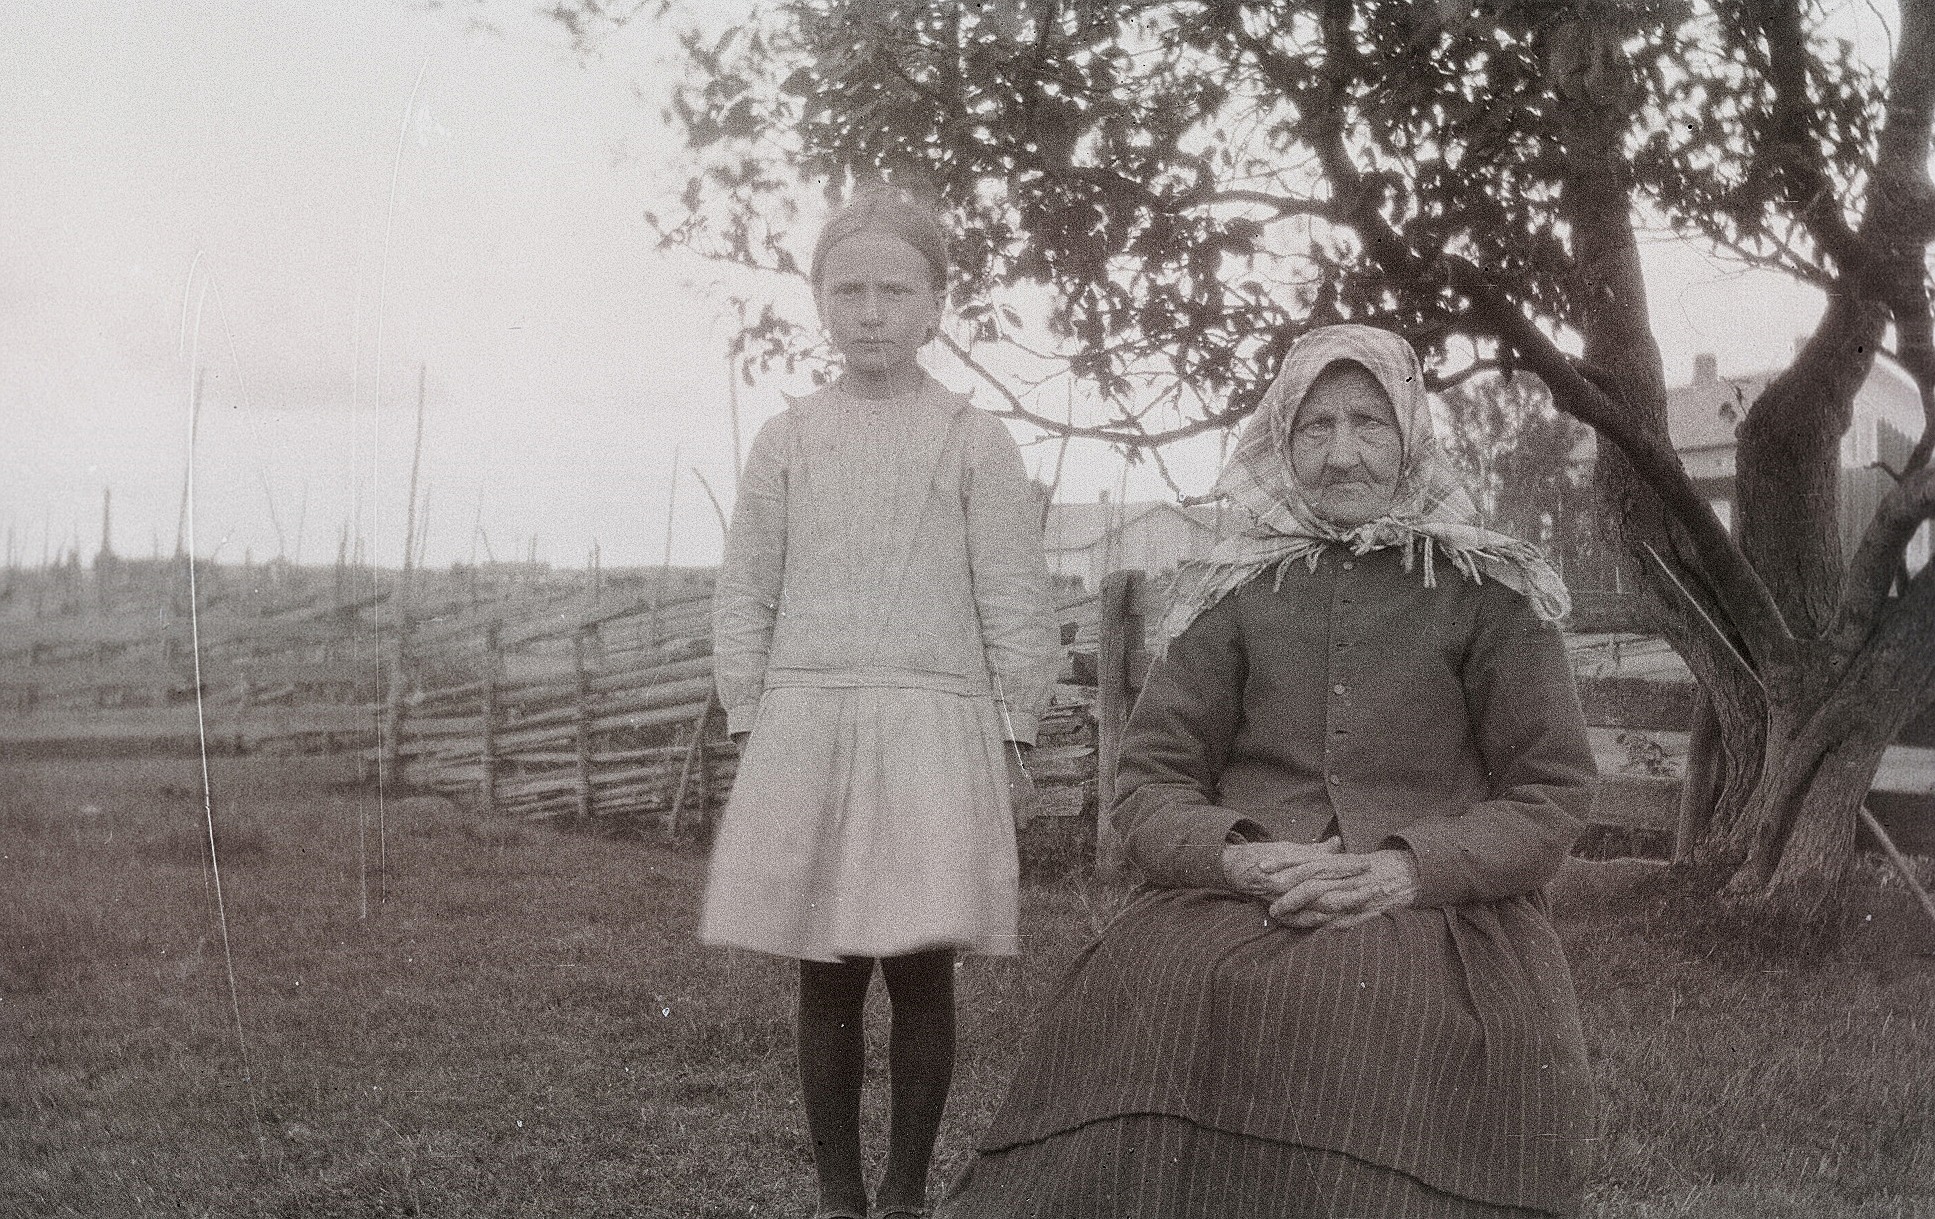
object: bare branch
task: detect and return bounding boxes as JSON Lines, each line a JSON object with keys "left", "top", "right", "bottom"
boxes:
{"left": 1425, "top": 359, "right": 1507, "bottom": 394}
{"left": 1201, "top": 190, "right": 1344, "bottom": 223}
{"left": 1145, "top": 441, "right": 1191, "bottom": 503}
{"left": 688, "top": 468, "right": 730, "bottom": 537}
{"left": 937, "top": 331, "right": 1252, "bottom": 446}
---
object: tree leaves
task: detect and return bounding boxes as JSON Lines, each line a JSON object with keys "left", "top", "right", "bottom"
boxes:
{"left": 627, "top": 0, "right": 1892, "bottom": 443}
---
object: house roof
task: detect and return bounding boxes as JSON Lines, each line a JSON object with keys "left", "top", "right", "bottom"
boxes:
{"left": 1665, "top": 372, "right": 1762, "bottom": 452}
{"left": 1666, "top": 355, "right": 1923, "bottom": 455}
{"left": 1043, "top": 500, "right": 1225, "bottom": 554}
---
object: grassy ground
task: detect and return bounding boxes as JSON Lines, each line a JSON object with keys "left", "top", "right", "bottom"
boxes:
{"left": 3, "top": 757, "right": 1933, "bottom": 1218}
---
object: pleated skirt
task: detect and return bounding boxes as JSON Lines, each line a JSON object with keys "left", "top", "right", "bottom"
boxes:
{"left": 698, "top": 685, "right": 1019, "bottom": 962}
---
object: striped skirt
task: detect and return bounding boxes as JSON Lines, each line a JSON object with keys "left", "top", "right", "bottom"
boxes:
{"left": 943, "top": 1114, "right": 1559, "bottom": 1219}
{"left": 947, "top": 886, "right": 1591, "bottom": 1217}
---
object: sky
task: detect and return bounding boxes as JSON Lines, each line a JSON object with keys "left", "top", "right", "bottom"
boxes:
{"left": 0, "top": 1, "right": 1892, "bottom": 572}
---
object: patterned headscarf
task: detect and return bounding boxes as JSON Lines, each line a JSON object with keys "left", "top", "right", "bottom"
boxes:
{"left": 1161, "top": 324, "right": 1570, "bottom": 644}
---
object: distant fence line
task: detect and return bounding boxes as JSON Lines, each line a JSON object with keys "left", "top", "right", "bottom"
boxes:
{"left": 3, "top": 562, "right": 1927, "bottom": 860}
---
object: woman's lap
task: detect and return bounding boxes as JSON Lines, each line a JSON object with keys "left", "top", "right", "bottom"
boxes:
{"left": 966, "top": 886, "right": 1589, "bottom": 1214}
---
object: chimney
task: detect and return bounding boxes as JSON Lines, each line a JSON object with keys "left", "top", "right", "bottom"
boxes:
{"left": 1692, "top": 353, "right": 1718, "bottom": 386}
{"left": 97, "top": 487, "right": 114, "bottom": 562}
{"left": 1098, "top": 488, "right": 1110, "bottom": 505}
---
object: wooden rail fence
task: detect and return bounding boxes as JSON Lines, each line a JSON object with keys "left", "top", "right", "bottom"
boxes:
{"left": 376, "top": 586, "right": 1103, "bottom": 837}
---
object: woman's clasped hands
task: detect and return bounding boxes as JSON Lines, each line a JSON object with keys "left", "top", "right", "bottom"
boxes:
{"left": 1222, "top": 838, "right": 1420, "bottom": 931}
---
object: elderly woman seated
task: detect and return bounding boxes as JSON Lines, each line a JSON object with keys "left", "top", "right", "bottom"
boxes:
{"left": 944, "top": 325, "right": 1597, "bottom": 1219}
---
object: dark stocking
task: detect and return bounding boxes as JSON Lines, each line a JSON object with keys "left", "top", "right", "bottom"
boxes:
{"left": 876, "top": 948, "right": 957, "bottom": 1213}
{"left": 798, "top": 956, "right": 874, "bottom": 1215}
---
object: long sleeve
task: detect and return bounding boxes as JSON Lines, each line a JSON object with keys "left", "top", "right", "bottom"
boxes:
{"left": 1112, "top": 593, "right": 1269, "bottom": 889}
{"left": 1387, "top": 586, "right": 1596, "bottom": 907}
{"left": 962, "top": 413, "right": 1061, "bottom": 744}
{"left": 712, "top": 415, "right": 791, "bottom": 737}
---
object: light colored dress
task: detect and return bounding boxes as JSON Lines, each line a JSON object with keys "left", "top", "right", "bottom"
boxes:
{"left": 699, "top": 379, "right": 1061, "bottom": 962}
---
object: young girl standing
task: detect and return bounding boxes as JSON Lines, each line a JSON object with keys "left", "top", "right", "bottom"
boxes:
{"left": 699, "top": 186, "right": 1061, "bottom": 1219}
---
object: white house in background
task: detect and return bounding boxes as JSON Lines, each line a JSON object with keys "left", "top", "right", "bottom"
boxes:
{"left": 1042, "top": 492, "right": 1227, "bottom": 591}
{"left": 1668, "top": 352, "right": 1929, "bottom": 572}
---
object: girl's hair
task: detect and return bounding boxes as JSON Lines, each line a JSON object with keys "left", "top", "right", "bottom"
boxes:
{"left": 809, "top": 184, "right": 950, "bottom": 292}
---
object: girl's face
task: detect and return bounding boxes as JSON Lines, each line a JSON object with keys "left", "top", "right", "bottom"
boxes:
{"left": 1288, "top": 363, "right": 1403, "bottom": 528}
{"left": 814, "top": 232, "right": 943, "bottom": 381}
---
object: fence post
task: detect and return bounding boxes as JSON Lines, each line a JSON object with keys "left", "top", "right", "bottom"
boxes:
{"left": 379, "top": 621, "right": 414, "bottom": 791}
{"left": 378, "top": 665, "right": 401, "bottom": 791}
{"left": 1096, "top": 569, "right": 1146, "bottom": 880}
{"left": 234, "top": 677, "right": 252, "bottom": 755}
{"left": 481, "top": 622, "right": 502, "bottom": 816}
{"left": 694, "top": 719, "right": 714, "bottom": 834}
{"left": 573, "top": 625, "right": 596, "bottom": 824}
{"left": 667, "top": 690, "right": 720, "bottom": 840}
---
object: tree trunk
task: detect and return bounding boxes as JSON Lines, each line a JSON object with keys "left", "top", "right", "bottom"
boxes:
{"left": 1694, "top": 666, "right": 1903, "bottom": 901}
{"left": 1734, "top": 300, "right": 1882, "bottom": 636}
{"left": 1766, "top": 738, "right": 1884, "bottom": 894}
{"left": 1676, "top": 691, "right": 1720, "bottom": 860}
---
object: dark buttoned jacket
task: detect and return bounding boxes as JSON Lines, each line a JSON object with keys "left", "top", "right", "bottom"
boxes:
{"left": 1114, "top": 545, "right": 1596, "bottom": 907}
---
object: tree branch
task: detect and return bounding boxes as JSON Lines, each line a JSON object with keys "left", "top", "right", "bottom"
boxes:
{"left": 937, "top": 331, "right": 1252, "bottom": 446}
{"left": 1832, "top": 534, "right": 1935, "bottom": 729}
{"left": 1875, "top": 0, "right": 1935, "bottom": 472}
{"left": 1425, "top": 358, "right": 1507, "bottom": 394}
{"left": 1752, "top": 0, "right": 1873, "bottom": 277}
{"left": 1903, "top": 352, "right": 1935, "bottom": 475}
{"left": 1443, "top": 258, "right": 1794, "bottom": 661}
{"left": 1835, "top": 464, "right": 1935, "bottom": 647}
{"left": 1202, "top": 189, "right": 1344, "bottom": 223}
{"left": 1818, "top": 0, "right": 1935, "bottom": 641}
{"left": 1256, "top": 2, "right": 1794, "bottom": 661}
{"left": 1873, "top": 0, "right": 1935, "bottom": 238}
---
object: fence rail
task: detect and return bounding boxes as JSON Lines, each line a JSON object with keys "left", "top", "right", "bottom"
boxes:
{"left": 370, "top": 583, "right": 1101, "bottom": 836}
{"left": 6, "top": 562, "right": 1928, "bottom": 859}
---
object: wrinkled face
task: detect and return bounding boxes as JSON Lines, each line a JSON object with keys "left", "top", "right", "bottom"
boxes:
{"left": 1288, "top": 362, "right": 1402, "bottom": 528}
{"left": 814, "top": 232, "right": 944, "bottom": 378}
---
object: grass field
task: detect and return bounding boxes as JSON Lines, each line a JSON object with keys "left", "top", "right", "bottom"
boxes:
{"left": 3, "top": 757, "right": 1933, "bottom": 1218}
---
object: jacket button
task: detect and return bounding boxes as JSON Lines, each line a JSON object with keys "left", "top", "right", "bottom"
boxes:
{"left": 1341, "top": 560, "right": 1355, "bottom": 570}
{"left": 1327, "top": 773, "right": 1342, "bottom": 785}
{"left": 1332, "top": 684, "right": 1346, "bottom": 695}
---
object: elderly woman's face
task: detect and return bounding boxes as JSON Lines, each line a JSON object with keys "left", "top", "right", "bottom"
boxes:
{"left": 1289, "top": 363, "right": 1402, "bottom": 528}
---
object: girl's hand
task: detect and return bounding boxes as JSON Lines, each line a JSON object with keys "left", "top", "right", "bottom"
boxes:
{"left": 1006, "top": 749, "right": 1039, "bottom": 830}
{"left": 1222, "top": 838, "right": 1343, "bottom": 897}
{"left": 1265, "top": 848, "right": 1420, "bottom": 930}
